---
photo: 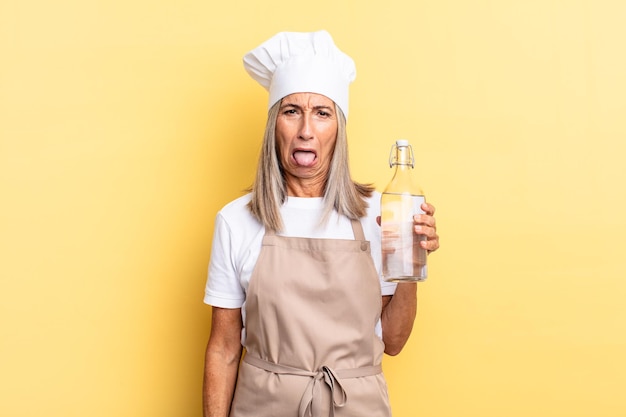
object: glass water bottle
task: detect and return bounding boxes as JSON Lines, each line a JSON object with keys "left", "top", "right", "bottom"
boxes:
{"left": 381, "top": 139, "right": 428, "bottom": 282}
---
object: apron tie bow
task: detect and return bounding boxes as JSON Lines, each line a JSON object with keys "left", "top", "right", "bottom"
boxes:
{"left": 243, "top": 353, "right": 382, "bottom": 417}
{"left": 298, "top": 365, "right": 347, "bottom": 417}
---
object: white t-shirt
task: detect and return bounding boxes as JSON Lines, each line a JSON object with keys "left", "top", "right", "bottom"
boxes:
{"left": 204, "top": 191, "right": 397, "bottom": 342}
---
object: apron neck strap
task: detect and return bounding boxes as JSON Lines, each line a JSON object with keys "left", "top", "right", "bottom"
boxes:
{"left": 350, "top": 219, "right": 365, "bottom": 241}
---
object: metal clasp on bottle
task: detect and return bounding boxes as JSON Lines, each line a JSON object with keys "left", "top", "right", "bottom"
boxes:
{"left": 388, "top": 143, "right": 415, "bottom": 168}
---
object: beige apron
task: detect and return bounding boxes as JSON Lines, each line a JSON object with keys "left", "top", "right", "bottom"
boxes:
{"left": 230, "top": 219, "right": 392, "bottom": 417}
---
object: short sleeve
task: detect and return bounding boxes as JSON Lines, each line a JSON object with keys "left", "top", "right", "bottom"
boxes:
{"left": 204, "top": 213, "right": 246, "bottom": 308}
{"left": 380, "top": 280, "right": 397, "bottom": 296}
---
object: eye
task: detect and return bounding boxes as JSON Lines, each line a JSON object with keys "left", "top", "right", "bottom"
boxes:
{"left": 283, "top": 108, "right": 297, "bottom": 115}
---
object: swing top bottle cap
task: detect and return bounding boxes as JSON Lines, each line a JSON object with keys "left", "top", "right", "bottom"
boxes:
{"left": 396, "top": 139, "right": 409, "bottom": 146}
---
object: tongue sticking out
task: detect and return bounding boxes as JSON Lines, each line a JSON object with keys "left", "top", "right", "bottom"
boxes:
{"left": 293, "top": 151, "right": 316, "bottom": 167}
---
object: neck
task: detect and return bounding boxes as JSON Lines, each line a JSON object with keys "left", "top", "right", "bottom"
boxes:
{"left": 286, "top": 177, "right": 326, "bottom": 197}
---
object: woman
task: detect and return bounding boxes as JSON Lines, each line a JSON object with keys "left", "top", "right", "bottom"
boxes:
{"left": 203, "top": 31, "right": 439, "bottom": 417}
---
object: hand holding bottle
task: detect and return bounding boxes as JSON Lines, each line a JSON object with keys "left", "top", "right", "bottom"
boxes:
{"left": 412, "top": 201, "right": 439, "bottom": 253}
{"left": 377, "top": 202, "right": 438, "bottom": 258}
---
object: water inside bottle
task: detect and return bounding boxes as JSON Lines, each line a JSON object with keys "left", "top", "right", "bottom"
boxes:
{"left": 381, "top": 193, "right": 427, "bottom": 282}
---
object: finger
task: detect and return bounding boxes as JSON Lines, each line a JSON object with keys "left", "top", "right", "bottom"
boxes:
{"left": 414, "top": 224, "right": 437, "bottom": 239}
{"left": 421, "top": 202, "right": 436, "bottom": 216}
{"left": 414, "top": 221, "right": 440, "bottom": 253}
{"left": 420, "top": 233, "right": 440, "bottom": 252}
{"left": 413, "top": 213, "right": 437, "bottom": 228}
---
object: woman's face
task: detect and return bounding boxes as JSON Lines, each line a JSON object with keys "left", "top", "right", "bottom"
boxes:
{"left": 275, "top": 92, "right": 338, "bottom": 196}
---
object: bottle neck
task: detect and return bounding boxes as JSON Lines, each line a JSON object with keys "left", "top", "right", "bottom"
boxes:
{"left": 391, "top": 145, "right": 414, "bottom": 169}
{"left": 384, "top": 144, "right": 422, "bottom": 195}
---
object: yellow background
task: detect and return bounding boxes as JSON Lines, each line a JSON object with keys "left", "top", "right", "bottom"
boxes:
{"left": 2, "top": 1, "right": 625, "bottom": 416}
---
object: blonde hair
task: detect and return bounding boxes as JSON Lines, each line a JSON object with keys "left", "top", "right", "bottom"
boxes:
{"left": 247, "top": 101, "right": 374, "bottom": 232}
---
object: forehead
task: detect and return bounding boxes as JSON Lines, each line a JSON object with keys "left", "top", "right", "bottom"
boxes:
{"left": 280, "top": 92, "right": 335, "bottom": 108}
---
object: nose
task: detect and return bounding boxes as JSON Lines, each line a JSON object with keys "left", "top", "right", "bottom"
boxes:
{"left": 297, "top": 114, "right": 314, "bottom": 141}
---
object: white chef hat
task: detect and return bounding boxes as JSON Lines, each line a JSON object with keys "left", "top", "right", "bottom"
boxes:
{"left": 243, "top": 30, "right": 356, "bottom": 118}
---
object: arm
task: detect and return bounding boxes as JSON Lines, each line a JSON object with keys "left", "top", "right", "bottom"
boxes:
{"left": 203, "top": 307, "right": 243, "bottom": 417}
{"left": 381, "top": 285, "right": 417, "bottom": 356}
{"left": 380, "top": 202, "right": 439, "bottom": 356}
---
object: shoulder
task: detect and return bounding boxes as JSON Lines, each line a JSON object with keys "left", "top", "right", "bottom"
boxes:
{"left": 214, "top": 193, "right": 264, "bottom": 245}
{"left": 217, "top": 193, "right": 257, "bottom": 224}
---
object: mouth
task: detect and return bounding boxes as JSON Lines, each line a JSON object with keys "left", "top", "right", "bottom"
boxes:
{"left": 292, "top": 149, "right": 318, "bottom": 167}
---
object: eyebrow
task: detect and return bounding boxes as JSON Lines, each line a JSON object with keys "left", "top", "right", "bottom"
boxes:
{"left": 280, "top": 103, "right": 334, "bottom": 112}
